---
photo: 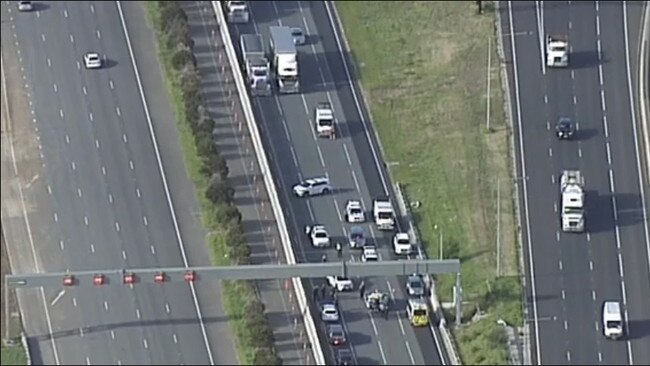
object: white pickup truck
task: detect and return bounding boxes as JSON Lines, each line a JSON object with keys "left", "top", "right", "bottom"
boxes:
{"left": 315, "top": 102, "right": 336, "bottom": 139}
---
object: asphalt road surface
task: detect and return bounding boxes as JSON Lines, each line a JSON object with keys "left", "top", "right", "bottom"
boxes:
{"left": 501, "top": 1, "right": 650, "bottom": 364}
{"left": 1, "top": 1, "right": 236, "bottom": 365}
{"left": 224, "top": 1, "right": 448, "bottom": 365}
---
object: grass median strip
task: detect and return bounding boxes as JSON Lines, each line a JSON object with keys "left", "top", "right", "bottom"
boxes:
{"left": 145, "top": 2, "right": 280, "bottom": 364}
{"left": 336, "top": 1, "right": 521, "bottom": 364}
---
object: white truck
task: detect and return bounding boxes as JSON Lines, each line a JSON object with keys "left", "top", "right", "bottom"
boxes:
{"left": 373, "top": 198, "right": 395, "bottom": 231}
{"left": 269, "top": 26, "right": 299, "bottom": 94}
{"left": 315, "top": 102, "right": 336, "bottom": 139}
{"left": 225, "top": 1, "right": 249, "bottom": 23}
{"left": 602, "top": 301, "right": 623, "bottom": 339}
{"left": 560, "top": 170, "right": 585, "bottom": 232}
{"left": 546, "top": 34, "right": 569, "bottom": 67}
{"left": 240, "top": 34, "right": 271, "bottom": 96}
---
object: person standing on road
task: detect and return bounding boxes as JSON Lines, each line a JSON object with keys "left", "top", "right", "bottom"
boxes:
{"left": 336, "top": 242, "right": 342, "bottom": 259}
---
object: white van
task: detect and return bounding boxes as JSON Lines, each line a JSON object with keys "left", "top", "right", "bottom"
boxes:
{"left": 602, "top": 301, "right": 623, "bottom": 339}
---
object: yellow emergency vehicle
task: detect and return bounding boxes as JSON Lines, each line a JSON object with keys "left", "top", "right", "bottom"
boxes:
{"left": 406, "top": 298, "right": 429, "bottom": 327}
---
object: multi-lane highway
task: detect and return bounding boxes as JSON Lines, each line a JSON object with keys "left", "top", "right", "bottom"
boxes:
{"left": 224, "top": 1, "right": 448, "bottom": 365}
{"left": 502, "top": 1, "right": 650, "bottom": 364}
{"left": 1, "top": 1, "right": 236, "bottom": 364}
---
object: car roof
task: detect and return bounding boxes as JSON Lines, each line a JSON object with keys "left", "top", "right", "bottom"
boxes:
{"left": 395, "top": 232, "right": 409, "bottom": 239}
{"left": 312, "top": 225, "right": 326, "bottom": 231}
{"left": 328, "top": 323, "right": 344, "bottom": 331}
{"left": 349, "top": 226, "right": 364, "bottom": 234}
{"left": 558, "top": 117, "right": 572, "bottom": 123}
{"left": 347, "top": 200, "right": 361, "bottom": 207}
{"left": 305, "top": 177, "right": 328, "bottom": 184}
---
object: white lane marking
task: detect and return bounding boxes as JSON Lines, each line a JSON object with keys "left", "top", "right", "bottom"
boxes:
{"left": 143, "top": 216, "right": 148, "bottom": 226}
{"left": 567, "top": 351, "right": 571, "bottom": 361}
{"left": 90, "top": 244, "right": 95, "bottom": 253}
{"left": 573, "top": 95, "right": 577, "bottom": 105}
{"left": 590, "top": 261, "right": 594, "bottom": 271}
{"left": 343, "top": 144, "right": 352, "bottom": 165}
{"left": 115, "top": 221, "right": 120, "bottom": 232}
{"left": 618, "top": 252, "right": 625, "bottom": 277}
{"left": 65, "top": 134, "right": 69, "bottom": 144}
{"left": 570, "top": 70, "right": 574, "bottom": 79}
{"left": 63, "top": 9, "right": 68, "bottom": 17}
{"left": 136, "top": 308, "right": 141, "bottom": 319}
{"left": 316, "top": 146, "right": 326, "bottom": 168}
{"left": 623, "top": 7, "right": 650, "bottom": 363}
{"left": 89, "top": 112, "right": 94, "bottom": 121}
{"left": 136, "top": 188, "right": 141, "bottom": 198}
{"left": 122, "top": 250, "right": 127, "bottom": 260}
{"left": 300, "top": 93, "right": 309, "bottom": 115}
{"left": 603, "top": 115, "right": 609, "bottom": 138}
{"left": 173, "top": 333, "right": 178, "bottom": 343}
{"left": 116, "top": 4, "right": 215, "bottom": 363}
{"left": 128, "top": 160, "right": 135, "bottom": 170}
{"left": 598, "top": 66, "right": 604, "bottom": 85}
{"left": 600, "top": 90, "right": 606, "bottom": 111}
{"left": 82, "top": 86, "right": 87, "bottom": 95}
{"left": 90, "top": 4, "right": 95, "bottom": 13}
{"left": 150, "top": 245, "right": 156, "bottom": 255}
{"left": 556, "top": 231, "right": 560, "bottom": 242}
{"left": 578, "top": 148, "right": 582, "bottom": 158}
{"left": 606, "top": 143, "right": 612, "bottom": 165}
{"left": 109, "top": 80, "right": 114, "bottom": 89}
{"left": 96, "top": 30, "right": 101, "bottom": 39}
{"left": 102, "top": 166, "right": 106, "bottom": 175}
{"left": 122, "top": 134, "right": 127, "bottom": 143}
{"left": 110, "top": 330, "right": 115, "bottom": 339}
{"left": 559, "top": 260, "right": 563, "bottom": 271}
{"left": 117, "top": 361, "right": 122, "bottom": 366}
{"left": 53, "top": 83, "right": 58, "bottom": 93}
{"left": 104, "top": 301, "right": 108, "bottom": 311}
{"left": 608, "top": 169, "right": 615, "bottom": 192}
{"left": 84, "top": 216, "right": 89, "bottom": 226}
{"left": 564, "top": 320, "right": 568, "bottom": 330}
{"left": 612, "top": 196, "right": 619, "bottom": 222}
{"left": 553, "top": 202, "right": 557, "bottom": 213}
{"left": 568, "top": 21, "right": 572, "bottom": 30}
{"left": 69, "top": 34, "right": 74, "bottom": 44}
{"left": 596, "top": 12, "right": 600, "bottom": 35}
{"left": 53, "top": 213, "right": 58, "bottom": 222}
{"left": 108, "top": 193, "right": 113, "bottom": 204}
{"left": 85, "top": 356, "right": 90, "bottom": 365}
{"left": 598, "top": 352, "right": 603, "bottom": 363}
{"left": 50, "top": 290, "right": 65, "bottom": 306}
{"left": 59, "top": 109, "right": 64, "bottom": 119}
{"left": 351, "top": 170, "right": 361, "bottom": 192}
{"left": 544, "top": 95, "right": 548, "bottom": 104}
{"left": 535, "top": 0, "right": 546, "bottom": 75}
{"left": 72, "top": 297, "right": 77, "bottom": 307}
{"left": 47, "top": 58, "right": 51, "bottom": 67}
{"left": 548, "top": 147, "right": 552, "bottom": 157}
{"left": 47, "top": 185, "right": 52, "bottom": 195}
{"left": 80, "top": 327, "right": 84, "bottom": 337}
{"left": 143, "top": 339, "right": 148, "bottom": 349}
{"left": 116, "top": 106, "right": 121, "bottom": 116}
{"left": 561, "top": 290, "right": 565, "bottom": 300}
{"left": 551, "top": 174, "right": 555, "bottom": 184}
{"left": 165, "top": 303, "right": 171, "bottom": 313}
{"left": 59, "top": 240, "right": 64, "bottom": 250}
{"left": 95, "top": 139, "right": 100, "bottom": 149}
{"left": 592, "top": 290, "right": 596, "bottom": 301}
{"left": 77, "top": 188, "right": 82, "bottom": 198}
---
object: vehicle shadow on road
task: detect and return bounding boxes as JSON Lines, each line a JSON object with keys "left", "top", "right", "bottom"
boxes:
{"left": 626, "top": 319, "right": 650, "bottom": 340}
{"left": 570, "top": 50, "right": 603, "bottom": 70}
{"left": 572, "top": 128, "right": 599, "bottom": 141}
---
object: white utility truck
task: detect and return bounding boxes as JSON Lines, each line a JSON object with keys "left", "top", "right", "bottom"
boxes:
{"left": 373, "top": 198, "right": 395, "bottom": 231}
{"left": 226, "top": 1, "right": 249, "bottom": 23}
{"left": 560, "top": 170, "right": 585, "bottom": 232}
{"left": 546, "top": 34, "right": 569, "bottom": 67}
{"left": 315, "top": 102, "right": 336, "bottom": 139}
{"left": 240, "top": 34, "right": 271, "bottom": 96}
{"left": 268, "top": 26, "right": 299, "bottom": 93}
{"left": 602, "top": 301, "right": 623, "bottom": 339}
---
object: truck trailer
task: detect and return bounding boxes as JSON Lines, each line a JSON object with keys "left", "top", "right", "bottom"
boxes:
{"left": 268, "top": 26, "right": 299, "bottom": 94}
{"left": 240, "top": 34, "right": 271, "bottom": 96}
{"left": 560, "top": 170, "right": 585, "bottom": 232}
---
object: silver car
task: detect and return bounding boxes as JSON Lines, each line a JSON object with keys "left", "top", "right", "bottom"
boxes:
{"left": 348, "top": 226, "right": 366, "bottom": 249}
{"left": 406, "top": 274, "right": 425, "bottom": 297}
{"left": 291, "top": 27, "right": 306, "bottom": 45}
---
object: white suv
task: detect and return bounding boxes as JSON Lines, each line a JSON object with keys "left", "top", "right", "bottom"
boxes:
{"left": 361, "top": 244, "right": 378, "bottom": 262}
{"left": 293, "top": 177, "right": 331, "bottom": 197}
{"left": 84, "top": 53, "right": 102, "bottom": 69}
{"left": 345, "top": 200, "right": 365, "bottom": 223}
{"left": 393, "top": 232, "right": 412, "bottom": 255}
{"left": 310, "top": 225, "right": 331, "bottom": 248}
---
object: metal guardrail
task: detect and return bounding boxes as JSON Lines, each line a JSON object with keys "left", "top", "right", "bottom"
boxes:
{"left": 393, "top": 183, "right": 462, "bottom": 365}
{"left": 210, "top": 2, "right": 325, "bottom": 364}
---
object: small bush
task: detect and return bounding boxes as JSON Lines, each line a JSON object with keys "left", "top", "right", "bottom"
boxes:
{"left": 171, "top": 46, "right": 196, "bottom": 70}
{"left": 202, "top": 152, "right": 229, "bottom": 180}
{"left": 206, "top": 174, "right": 235, "bottom": 205}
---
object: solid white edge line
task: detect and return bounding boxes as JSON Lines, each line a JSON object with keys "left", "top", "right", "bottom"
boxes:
{"left": 508, "top": 1, "right": 542, "bottom": 364}
{"left": 115, "top": 3, "right": 215, "bottom": 364}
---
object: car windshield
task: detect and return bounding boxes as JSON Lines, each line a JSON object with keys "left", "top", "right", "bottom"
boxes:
{"left": 351, "top": 233, "right": 362, "bottom": 239}
{"left": 292, "top": 29, "right": 302, "bottom": 36}
{"left": 413, "top": 309, "right": 427, "bottom": 316}
{"left": 350, "top": 208, "right": 362, "bottom": 214}
{"left": 315, "top": 232, "right": 327, "bottom": 238}
{"left": 410, "top": 279, "right": 422, "bottom": 288}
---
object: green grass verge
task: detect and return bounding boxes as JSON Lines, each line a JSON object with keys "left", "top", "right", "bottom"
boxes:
{"left": 144, "top": 3, "right": 279, "bottom": 364}
{"left": 336, "top": 1, "right": 522, "bottom": 364}
{"left": 1, "top": 344, "right": 27, "bottom": 366}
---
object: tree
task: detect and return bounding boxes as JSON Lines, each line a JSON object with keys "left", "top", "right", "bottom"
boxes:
{"left": 203, "top": 152, "right": 229, "bottom": 180}
{"left": 206, "top": 174, "right": 234, "bottom": 204}
{"left": 196, "top": 132, "right": 215, "bottom": 157}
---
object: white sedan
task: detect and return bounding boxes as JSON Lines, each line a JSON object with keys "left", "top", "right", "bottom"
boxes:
{"left": 345, "top": 200, "right": 365, "bottom": 223}
{"left": 321, "top": 303, "right": 339, "bottom": 322}
{"left": 361, "top": 245, "right": 379, "bottom": 262}
{"left": 310, "top": 225, "right": 331, "bottom": 248}
{"left": 83, "top": 53, "right": 102, "bottom": 69}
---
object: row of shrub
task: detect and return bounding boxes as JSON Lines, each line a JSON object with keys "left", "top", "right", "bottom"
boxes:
{"left": 146, "top": 2, "right": 281, "bottom": 364}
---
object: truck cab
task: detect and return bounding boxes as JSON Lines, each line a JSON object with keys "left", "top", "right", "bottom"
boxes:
{"left": 373, "top": 198, "right": 395, "bottom": 230}
{"left": 269, "top": 26, "right": 299, "bottom": 94}
{"left": 560, "top": 170, "right": 585, "bottom": 232}
{"left": 546, "top": 34, "right": 569, "bottom": 67}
